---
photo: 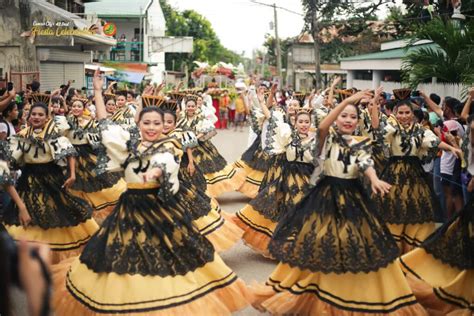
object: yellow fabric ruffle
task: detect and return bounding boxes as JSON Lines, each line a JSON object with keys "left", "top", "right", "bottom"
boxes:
{"left": 251, "top": 262, "right": 427, "bottom": 315}
{"left": 399, "top": 248, "right": 473, "bottom": 314}
{"left": 235, "top": 161, "right": 265, "bottom": 198}
{"left": 193, "top": 208, "right": 243, "bottom": 252}
{"left": 387, "top": 223, "right": 436, "bottom": 254}
{"left": 205, "top": 165, "right": 246, "bottom": 198}
{"left": 53, "top": 255, "right": 250, "bottom": 315}
{"left": 69, "top": 178, "right": 126, "bottom": 211}
{"left": 5, "top": 219, "right": 98, "bottom": 263}
{"left": 231, "top": 207, "right": 275, "bottom": 258}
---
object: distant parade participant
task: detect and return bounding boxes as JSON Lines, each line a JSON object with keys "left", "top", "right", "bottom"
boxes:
{"left": 398, "top": 114, "right": 474, "bottom": 315}
{"left": 252, "top": 91, "right": 427, "bottom": 315}
{"left": 53, "top": 69, "right": 250, "bottom": 315}
{"left": 1, "top": 102, "right": 98, "bottom": 263}
{"left": 177, "top": 96, "right": 244, "bottom": 197}
{"left": 54, "top": 99, "right": 126, "bottom": 223}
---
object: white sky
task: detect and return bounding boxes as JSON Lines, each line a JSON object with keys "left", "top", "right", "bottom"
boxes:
{"left": 169, "top": 0, "right": 403, "bottom": 58}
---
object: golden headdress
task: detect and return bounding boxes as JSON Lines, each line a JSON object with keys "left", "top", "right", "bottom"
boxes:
{"left": 30, "top": 93, "right": 51, "bottom": 104}
{"left": 142, "top": 94, "right": 166, "bottom": 107}
{"left": 392, "top": 88, "right": 412, "bottom": 101}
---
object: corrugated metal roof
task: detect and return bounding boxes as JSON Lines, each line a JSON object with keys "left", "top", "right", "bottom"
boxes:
{"left": 84, "top": 0, "right": 150, "bottom": 17}
{"left": 340, "top": 43, "right": 440, "bottom": 61}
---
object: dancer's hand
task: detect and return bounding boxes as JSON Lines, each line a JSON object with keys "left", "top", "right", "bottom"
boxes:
{"left": 187, "top": 163, "right": 195, "bottom": 176}
{"left": 62, "top": 175, "right": 75, "bottom": 189}
{"left": 18, "top": 203, "right": 31, "bottom": 227}
{"left": 371, "top": 179, "right": 391, "bottom": 197}
{"left": 143, "top": 167, "right": 162, "bottom": 182}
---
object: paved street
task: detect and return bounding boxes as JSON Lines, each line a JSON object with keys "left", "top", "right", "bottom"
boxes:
{"left": 211, "top": 127, "right": 276, "bottom": 315}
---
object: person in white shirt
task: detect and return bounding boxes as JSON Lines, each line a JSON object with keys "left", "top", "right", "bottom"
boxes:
{"left": 0, "top": 101, "right": 18, "bottom": 140}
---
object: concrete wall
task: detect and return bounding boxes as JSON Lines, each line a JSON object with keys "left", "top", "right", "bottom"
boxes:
{"left": 0, "top": 0, "right": 38, "bottom": 78}
{"left": 352, "top": 79, "right": 468, "bottom": 99}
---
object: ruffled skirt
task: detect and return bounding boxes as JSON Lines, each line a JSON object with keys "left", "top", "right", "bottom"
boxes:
{"left": 373, "top": 156, "right": 437, "bottom": 252}
{"left": 52, "top": 185, "right": 249, "bottom": 315}
{"left": 194, "top": 140, "right": 245, "bottom": 197}
{"left": 2, "top": 162, "right": 98, "bottom": 263}
{"left": 69, "top": 144, "right": 126, "bottom": 223}
{"left": 234, "top": 136, "right": 272, "bottom": 198}
{"left": 233, "top": 160, "right": 313, "bottom": 257}
{"left": 398, "top": 197, "right": 473, "bottom": 314}
{"left": 251, "top": 177, "right": 425, "bottom": 315}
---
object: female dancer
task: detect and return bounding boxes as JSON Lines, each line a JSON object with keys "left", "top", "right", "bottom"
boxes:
{"left": 252, "top": 91, "right": 427, "bottom": 315}
{"left": 1, "top": 102, "right": 98, "bottom": 263}
{"left": 372, "top": 97, "right": 459, "bottom": 253}
{"left": 234, "top": 87, "right": 272, "bottom": 198}
{"left": 233, "top": 94, "right": 316, "bottom": 258}
{"left": 53, "top": 70, "right": 249, "bottom": 315}
{"left": 55, "top": 99, "right": 126, "bottom": 223}
{"left": 177, "top": 97, "right": 244, "bottom": 197}
{"left": 162, "top": 109, "right": 243, "bottom": 252}
{"left": 398, "top": 114, "right": 474, "bottom": 314}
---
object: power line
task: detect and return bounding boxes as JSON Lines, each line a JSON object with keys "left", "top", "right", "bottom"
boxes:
{"left": 249, "top": 0, "right": 304, "bottom": 16}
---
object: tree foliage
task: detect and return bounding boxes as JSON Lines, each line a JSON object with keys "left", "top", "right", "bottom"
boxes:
{"left": 402, "top": 18, "right": 474, "bottom": 88}
{"left": 159, "top": 0, "right": 242, "bottom": 72}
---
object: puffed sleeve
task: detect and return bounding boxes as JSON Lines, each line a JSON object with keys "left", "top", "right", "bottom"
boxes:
{"left": 95, "top": 119, "right": 131, "bottom": 174}
{"left": 418, "top": 127, "right": 440, "bottom": 162}
{"left": 180, "top": 130, "right": 199, "bottom": 150}
{"left": 0, "top": 143, "right": 13, "bottom": 186}
{"left": 247, "top": 93, "right": 266, "bottom": 134}
{"left": 150, "top": 150, "right": 180, "bottom": 201}
{"left": 196, "top": 116, "right": 215, "bottom": 135}
{"left": 53, "top": 115, "right": 71, "bottom": 135}
{"left": 47, "top": 135, "right": 77, "bottom": 163}
{"left": 355, "top": 138, "right": 375, "bottom": 173}
{"left": 262, "top": 109, "right": 292, "bottom": 155}
{"left": 374, "top": 115, "right": 397, "bottom": 147}
{"left": 7, "top": 136, "right": 24, "bottom": 167}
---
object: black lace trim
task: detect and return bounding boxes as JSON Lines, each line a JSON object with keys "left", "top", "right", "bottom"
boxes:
{"left": 270, "top": 177, "right": 400, "bottom": 274}
{"left": 71, "top": 144, "right": 123, "bottom": 192}
{"left": 374, "top": 156, "right": 438, "bottom": 224}
{"left": 193, "top": 140, "right": 227, "bottom": 174}
{"left": 80, "top": 190, "right": 215, "bottom": 276}
{"left": 422, "top": 197, "right": 474, "bottom": 270}
{"left": 240, "top": 136, "right": 271, "bottom": 172}
{"left": 250, "top": 161, "right": 314, "bottom": 222}
{"left": 2, "top": 163, "right": 93, "bottom": 228}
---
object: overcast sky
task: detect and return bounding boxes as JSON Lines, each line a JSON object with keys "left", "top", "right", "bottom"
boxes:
{"left": 169, "top": 0, "right": 404, "bottom": 58}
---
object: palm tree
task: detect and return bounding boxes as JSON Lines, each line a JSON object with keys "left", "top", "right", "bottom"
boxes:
{"left": 402, "top": 18, "right": 474, "bottom": 89}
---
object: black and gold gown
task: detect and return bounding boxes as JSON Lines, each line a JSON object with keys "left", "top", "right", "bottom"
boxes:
{"left": 252, "top": 129, "right": 427, "bottom": 315}
{"left": 177, "top": 111, "right": 244, "bottom": 198}
{"left": 53, "top": 119, "right": 249, "bottom": 315}
{"left": 233, "top": 109, "right": 315, "bottom": 258}
{"left": 1, "top": 120, "right": 98, "bottom": 263}
{"left": 55, "top": 115, "right": 126, "bottom": 223}
{"left": 167, "top": 127, "right": 243, "bottom": 252}
{"left": 373, "top": 116, "right": 440, "bottom": 253}
{"left": 234, "top": 95, "right": 272, "bottom": 198}
{"left": 398, "top": 134, "right": 474, "bottom": 314}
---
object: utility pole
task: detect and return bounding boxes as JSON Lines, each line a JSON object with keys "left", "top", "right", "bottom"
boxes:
{"left": 273, "top": 3, "right": 282, "bottom": 82}
{"left": 312, "top": 4, "right": 321, "bottom": 90}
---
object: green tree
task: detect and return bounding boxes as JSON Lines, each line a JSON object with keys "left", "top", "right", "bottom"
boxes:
{"left": 159, "top": 0, "right": 242, "bottom": 73}
{"left": 262, "top": 34, "right": 293, "bottom": 69}
{"left": 402, "top": 18, "right": 474, "bottom": 88}
{"left": 301, "top": 0, "right": 392, "bottom": 89}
